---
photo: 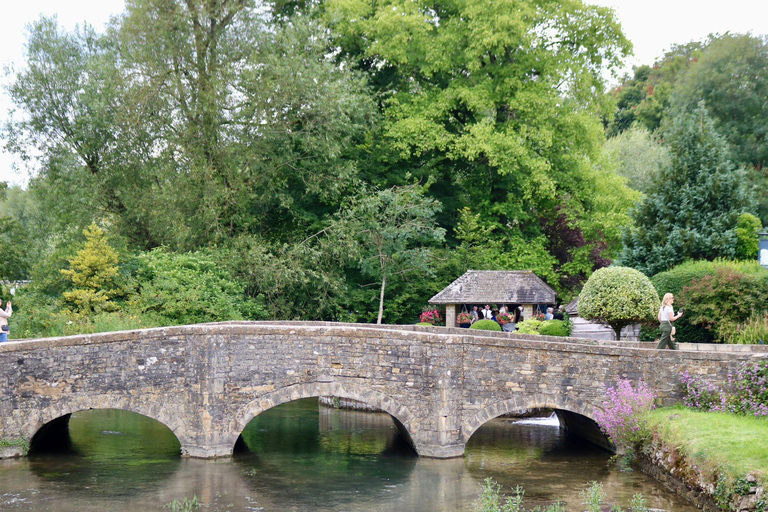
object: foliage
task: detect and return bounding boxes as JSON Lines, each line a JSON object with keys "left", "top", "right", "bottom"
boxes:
{"left": 516, "top": 318, "right": 543, "bottom": 335}
{"left": 678, "top": 266, "right": 768, "bottom": 343}
{"left": 621, "top": 103, "right": 756, "bottom": 276}
{"left": 0, "top": 216, "right": 31, "bottom": 280}
{"left": 469, "top": 319, "right": 502, "bottom": 332}
{"left": 323, "top": 0, "right": 636, "bottom": 296}
{"left": 60, "top": 223, "right": 121, "bottom": 314}
{"left": 128, "top": 248, "right": 266, "bottom": 325}
{"left": 327, "top": 184, "right": 446, "bottom": 324}
{"left": 538, "top": 320, "right": 570, "bottom": 337}
{"left": 735, "top": 213, "right": 762, "bottom": 261}
{"left": 605, "top": 42, "right": 704, "bottom": 136}
{"left": 601, "top": 126, "right": 671, "bottom": 193}
{"left": 472, "top": 478, "right": 524, "bottom": 512}
{"left": 0, "top": 437, "right": 30, "bottom": 456}
{"left": 163, "top": 496, "right": 201, "bottom": 512}
{"left": 671, "top": 34, "right": 768, "bottom": 174}
{"left": 594, "top": 379, "right": 656, "bottom": 452}
{"left": 578, "top": 266, "right": 658, "bottom": 340}
{"left": 680, "top": 360, "right": 768, "bottom": 417}
{"left": 580, "top": 481, "right": 605, "bottom": 512}
{"left": 724, "top": 314, "right": 768, "bottom": 345}
{"left": 650, "top": 259, "right": 768, "bottom": 343}
{"left": 6, "top": 10, "right": 376, "bottom": 250}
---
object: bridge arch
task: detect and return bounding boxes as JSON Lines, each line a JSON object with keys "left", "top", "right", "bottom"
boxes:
{"left": 26, "top": 394, "right": 186, "bottom": 451}
{"left": 232, "top": 382, "right": 418, "bottom": 453}
{"left": 461, "top": 394, "right": 608, "bottom": 449}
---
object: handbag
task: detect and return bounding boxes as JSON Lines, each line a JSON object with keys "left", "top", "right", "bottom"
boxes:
{"left": 1, "top": 325, "right": 9, "bottom": 332}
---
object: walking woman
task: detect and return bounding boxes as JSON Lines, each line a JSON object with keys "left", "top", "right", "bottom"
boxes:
{"left": 0, "top": 298, "right": 12, "bottom": 342}
{"left": 657, "top": 293, "right": 682, "bottom": 350}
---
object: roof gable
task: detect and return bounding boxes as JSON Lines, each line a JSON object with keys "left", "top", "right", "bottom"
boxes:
{"left": 429, "top": 270, "right": 556, "bottom": 304}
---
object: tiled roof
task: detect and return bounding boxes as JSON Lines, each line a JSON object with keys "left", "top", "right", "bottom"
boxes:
{"left": 428, "top": 270, "right": 556, "bottom": 304}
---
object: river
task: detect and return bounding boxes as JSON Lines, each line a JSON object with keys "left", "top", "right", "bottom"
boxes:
{"left": 0, "top": 399, "right": 698, "bottom": 511}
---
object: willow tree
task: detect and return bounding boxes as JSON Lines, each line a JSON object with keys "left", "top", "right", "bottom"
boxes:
{"left": 7, "top": 1, "right": 377, "bottom": 250}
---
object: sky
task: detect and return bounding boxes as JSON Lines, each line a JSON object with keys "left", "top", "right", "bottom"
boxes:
{"left": 1, "top": 0, "right": 768, "bottom": 187}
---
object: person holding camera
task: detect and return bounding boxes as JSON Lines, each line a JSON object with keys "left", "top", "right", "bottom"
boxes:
{"left": 0, "top": 298, "right": 12, "bottom": 342}
{"left": 657, "top": 293, "right": 682, "bottom": 350}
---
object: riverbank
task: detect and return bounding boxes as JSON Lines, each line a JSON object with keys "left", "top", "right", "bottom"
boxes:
{"left": 639, "top": 407, "right": 766, "bottom": 511}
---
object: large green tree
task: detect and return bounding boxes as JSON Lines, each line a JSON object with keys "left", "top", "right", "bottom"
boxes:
{"left": 621, "top": 103, "right": 756, "bottom": 276}
{"left": 6, "top": 4, "right": 376, "bottom": 250}
{"left": 319, "top": 0, "right": 636, "bottom": 294}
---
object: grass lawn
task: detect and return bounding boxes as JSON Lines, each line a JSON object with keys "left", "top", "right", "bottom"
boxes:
{"left": 644, "top": 406, "right": 768, "bottom": 480}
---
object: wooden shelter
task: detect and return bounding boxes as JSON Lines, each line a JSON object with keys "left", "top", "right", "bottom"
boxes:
{"left": 429, "top": 270, "right": 556, "bottom": 327}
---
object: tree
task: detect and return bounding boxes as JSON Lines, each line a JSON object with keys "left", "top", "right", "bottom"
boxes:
{"left": 60, "top": 223, "right": 121, "bottom": 313}
{"left": 328, "top": 184, "right": 445, "bottom": 324}
{"left": 6, "top": 7, "right": 376, "bottom": 250}
{"left": 605, "top": 41, "right": 704, "bottom": 136}
{"left": 320, "top": 0, "right": 635, "bottom": 294}
{"left": 735, "top": 213, "right": 762, "bottom": 261}
{"left": 578, "top": 266, "right": 658, "bottom": 340}
{"left": 602, "top": 126, "right": 671, "bottom": 193}
{"left": 621, "top": 103, "right": 756, "bottom": 276}
{"left": 671, "top": 34, "right": 768, "bottom": 223}
{"left": 0, "top": 216, "right": 30, "bottom": 280}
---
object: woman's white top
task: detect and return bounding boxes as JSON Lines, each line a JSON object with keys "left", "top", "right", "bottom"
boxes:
{"left": 658, "top": 305, "right": 674, "bottom": 323}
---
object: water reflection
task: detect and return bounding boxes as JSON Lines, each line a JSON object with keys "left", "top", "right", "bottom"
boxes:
{"left": 0, "top": 400, "right": 699, "bottom": 512}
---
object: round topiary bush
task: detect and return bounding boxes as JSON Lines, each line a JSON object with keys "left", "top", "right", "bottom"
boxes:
{"left": 539, "top": 320, "right": 569, "bottom": 337}
{"left": 469, "top": 319, "right": 502, "bottom": 331}
{"left": 578, "top": 266, "right": 658, "bottom": 340}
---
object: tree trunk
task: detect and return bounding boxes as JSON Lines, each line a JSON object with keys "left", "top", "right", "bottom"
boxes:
{"left": 377, "top": 274, "right": 386, "bottom": 325}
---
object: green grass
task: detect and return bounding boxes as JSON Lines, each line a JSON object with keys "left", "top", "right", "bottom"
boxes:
{"left": 644, "top": 406, "right": 768, "bottom": 479}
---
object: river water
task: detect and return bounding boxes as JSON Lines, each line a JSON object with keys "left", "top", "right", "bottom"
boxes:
{"left": 0, "top": 399, "right": 698, "bottom": 511}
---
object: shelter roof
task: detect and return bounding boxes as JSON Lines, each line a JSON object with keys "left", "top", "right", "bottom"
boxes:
{"left": 428, "top": 270, "right": 556, "bottom": 305}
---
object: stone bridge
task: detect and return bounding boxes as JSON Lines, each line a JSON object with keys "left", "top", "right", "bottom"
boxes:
{"left": 0, "top": 322, "right": 763, "bottom": 459}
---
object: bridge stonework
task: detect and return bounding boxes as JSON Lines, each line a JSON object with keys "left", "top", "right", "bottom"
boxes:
{"left": 0, "top": 322, "right": 762, "bottom": 459}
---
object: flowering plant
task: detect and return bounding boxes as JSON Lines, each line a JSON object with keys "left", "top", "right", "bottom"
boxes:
{"left": 456, "top": 312, "right": 473, "bottom": 325}
{"left": 594, "top": 379, "right": 656, "bottom": 451}
{"left": 497, "top": 312, "right": 513, "bottom": 324}
{"left": 419, "top": 308, "right": 443, "bottom": 325}
{"left": 680, "top": 360, "right": 768, "bottom": 417}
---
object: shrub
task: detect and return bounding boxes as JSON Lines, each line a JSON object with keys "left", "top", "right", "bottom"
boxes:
{"left": 735, "top": 212, "right": 762, "bottom": 260}
{"left": 594, "top": 379, "right": 656, "bottom": 452}
{"left": 651, "top": 259, "right": 768, "bottom": 343}
{"left": 128, "top": 248, "right": 267, "bottom": 325}
{"left": 469, "top": 319, "right": 502, "bottom": 331}
{"left": 60, "top": 223, "right": 122, "bottom": 314}
{"left": 539, "top": 320, "right": 569, "bottom": 337}
{"left": 516, "top": 318, "right": 543, "bottom": 334}
{"left": 679, "top": 266, "right": 768, "bottom": 343}
{"left": 578, "top": 266, "right": 658, "bottom": 340}
{"left": 680, "top": 360, "right": 768, "bottom": 417}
